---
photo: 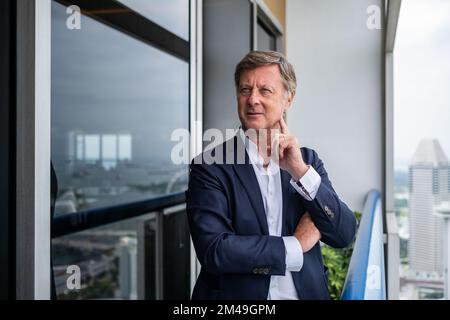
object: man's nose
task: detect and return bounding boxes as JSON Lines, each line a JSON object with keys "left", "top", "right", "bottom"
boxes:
{"left": 247, "top": 90, "right": 261, "bottom": 106}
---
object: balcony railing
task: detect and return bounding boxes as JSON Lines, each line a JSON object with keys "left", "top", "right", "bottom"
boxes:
{"left": 52, "top": 192, "right": 186, "bottom": 238}
{"left": 341, "top": 190, "right": 386, "bottom": 300}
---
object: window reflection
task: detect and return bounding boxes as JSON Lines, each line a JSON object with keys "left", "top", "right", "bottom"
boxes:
{"left": 51, "top": 0, "right": 190, "bottom": 300}
{"left": 118, "top": 0, "right": 189, "bottom": 40}
{"left": 71, "top": 132, "right": 132, "bottom": 170}
{"left": 51, "top": 1, "right": 189, "bottom": 215}
{"left": 52, "top": 215, "right": 143, "bottom": 299}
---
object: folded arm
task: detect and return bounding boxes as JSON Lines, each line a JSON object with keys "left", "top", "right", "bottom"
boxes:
{"left": 290, "top": 150, "right": 357, "bottom": 248}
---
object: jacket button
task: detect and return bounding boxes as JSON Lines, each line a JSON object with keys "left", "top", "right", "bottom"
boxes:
{"left": 324, "top": 205, "right": 334, "bottom": 218}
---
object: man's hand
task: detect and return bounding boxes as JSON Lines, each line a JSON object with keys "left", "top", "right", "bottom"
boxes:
{"left": 274, "top": 116, "right": 309, "bottom": 181}
{"left": 294, "top": 212, "right": 321, "bottom": 253}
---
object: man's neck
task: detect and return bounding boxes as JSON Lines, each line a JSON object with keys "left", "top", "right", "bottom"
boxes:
{"left": 242, "top": 125, "right": 279, "bottom": 165}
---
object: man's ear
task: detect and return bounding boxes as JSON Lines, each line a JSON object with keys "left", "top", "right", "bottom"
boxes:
{"left": 284, "top": 90, "right": 296, "bottom": 111}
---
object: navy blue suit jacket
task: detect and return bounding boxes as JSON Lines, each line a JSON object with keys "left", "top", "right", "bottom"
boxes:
{"left": 186, "top": 135, "right": 356, "bottom": 300}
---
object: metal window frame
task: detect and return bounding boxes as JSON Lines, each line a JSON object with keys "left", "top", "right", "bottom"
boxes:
{"left": 162, "top": 203, "right": 189, "bottom": 299}
{"left": 189, "top": 0, "right": 203, "bottom": 296}
{"left": 251, "top": 0, "right": 284, "bottom": 51}
{"left": 16, "top": 0, "right": 52, "bottom": 300}
{"left": 0, "top": 0, "right": 16, "bottom": 300}
{"left": 55, "top": 0, "right": 189, "bottom": 62}
{"left": 384, "top": 0, "right": 402, "bottom": 300}
{"left": 51, "top": 192, "right": 186, "bottom": 237}
{"left": 137, "top": 204, "right": 188, "bottom": 300}
{"left": 256, "top": 18, "right": 277, "bottom": 51}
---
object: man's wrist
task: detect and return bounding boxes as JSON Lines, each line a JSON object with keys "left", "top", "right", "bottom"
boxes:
{"left": 290, "top": 163, "right": 309, "bottom": 181}
{"left": 294, "top": 234, "right": 302, "bottom": 249}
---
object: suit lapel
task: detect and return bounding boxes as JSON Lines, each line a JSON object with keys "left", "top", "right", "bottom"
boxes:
{"left": 230, "top": 135, "right": 269, "bottom": 235}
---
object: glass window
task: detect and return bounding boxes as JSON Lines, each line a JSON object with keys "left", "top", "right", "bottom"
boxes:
{"left": 51, "top": 0, "right": 190, "bottom": 300}
{"left": 257, "top": 20, "right": 276, "bottom": 51}
{"left": 51, "top": 1, "right": 189, "bottom": 215}
{"left": 52, "top": 210, "right": 190, "bottom": 299}
{"left": 118, "top": 0, "right": 189, "bottom": 40}
{"left": 394, "top": 0, "right": 450, "bottom": 300}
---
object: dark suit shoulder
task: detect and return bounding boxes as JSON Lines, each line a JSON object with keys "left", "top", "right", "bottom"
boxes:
{"left": 190, "top": 136, "right": 247, "bottom": 169}
{"left": 189, "top": 138, "right": 237, "bottom": 182}
{"left": 300, "top": 147, "right": 318, "bottom": 166}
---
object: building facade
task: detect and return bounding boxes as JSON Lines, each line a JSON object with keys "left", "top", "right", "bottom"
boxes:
{"left": 409, "top": 139, "right": 450, "bottom": 274}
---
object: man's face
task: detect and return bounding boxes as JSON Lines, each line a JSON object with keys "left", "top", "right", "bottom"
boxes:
{"left": 237, "top": 64, "right": 294, "bottom": 131}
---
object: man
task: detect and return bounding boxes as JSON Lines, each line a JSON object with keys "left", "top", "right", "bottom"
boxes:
{"left": 186, "top": 51, "right": 356, "bottom": 300}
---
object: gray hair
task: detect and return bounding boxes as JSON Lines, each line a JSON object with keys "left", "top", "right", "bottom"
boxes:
{"left": 234, "top": 50, "right": 297, "bottom": 94}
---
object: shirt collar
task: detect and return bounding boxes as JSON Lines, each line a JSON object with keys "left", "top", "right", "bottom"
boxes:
{"left": 238, "top": 126, "right": 279, "bottom": 174}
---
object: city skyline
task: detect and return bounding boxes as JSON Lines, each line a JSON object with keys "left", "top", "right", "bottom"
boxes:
{"left": 408, "top": 139, "right": 449, "bottom": 275}
{"left": 398, "top": 138, "right": 450, "bottom": 299}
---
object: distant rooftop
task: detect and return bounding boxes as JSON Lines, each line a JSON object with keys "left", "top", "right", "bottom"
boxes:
{"left": 410, "top": 139, "right": 449, "bottom": 167}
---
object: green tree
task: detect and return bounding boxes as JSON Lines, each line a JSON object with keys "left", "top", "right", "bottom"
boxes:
{"left": 321, "top": 211, "right": 361, "bottom": 300}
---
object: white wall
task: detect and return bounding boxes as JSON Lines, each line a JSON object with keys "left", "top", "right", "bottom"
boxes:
{"left": 286, "top": 0, "right": 384, "bottom": 212}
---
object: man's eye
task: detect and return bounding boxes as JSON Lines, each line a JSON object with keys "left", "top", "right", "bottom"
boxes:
{"left": 240, "top": 88, "right": 251, "bottom": 94}
{"left": 261, "top": 88, "right": 272, "bottom": 95}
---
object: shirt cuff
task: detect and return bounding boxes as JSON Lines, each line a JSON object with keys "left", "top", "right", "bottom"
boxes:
{"left": 282, "top": 236, "right": 304, "bottom": 272}
{"left": 290, "top": 165, "right": 321, "bottom": 201}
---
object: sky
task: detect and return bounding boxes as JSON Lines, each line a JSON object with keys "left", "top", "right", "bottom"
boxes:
{"left": 394, "top": 0, "right": 450, "bottom": 171}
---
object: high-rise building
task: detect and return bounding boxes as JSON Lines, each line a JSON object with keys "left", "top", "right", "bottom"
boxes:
{"left": 408, "top": 139, "right": 450, "bottom": 274}
{"left": 118, "top": 236, "right": 137, "bottom": 300}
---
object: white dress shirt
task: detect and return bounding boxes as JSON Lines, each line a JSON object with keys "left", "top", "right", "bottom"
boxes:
{"left": 238, "top": 128, "right": 321, "bottom": 300}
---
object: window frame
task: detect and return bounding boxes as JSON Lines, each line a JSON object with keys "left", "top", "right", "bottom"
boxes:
{"left": 385, "top": 0, "right": 402, "bottom": 301}
{"left": 55, "top": 0, "right": 189, "bottom": 62}
{"left": 251, "top": 0, "right": 283, "bottom": 51}
{"left": 0, "top": 0, "right": 15, "bottom": 300}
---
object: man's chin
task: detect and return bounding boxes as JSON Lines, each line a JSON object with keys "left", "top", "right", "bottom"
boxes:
{"left": 242, "top": 120, "right": 268, "bottom": 131}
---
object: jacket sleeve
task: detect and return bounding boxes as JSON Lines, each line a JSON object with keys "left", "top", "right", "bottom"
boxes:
{"left": 301, "top": 150, "right": 357, "bottom": 248}
{"left": 186, "top": 160, "right": 287, "bottom": 276}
